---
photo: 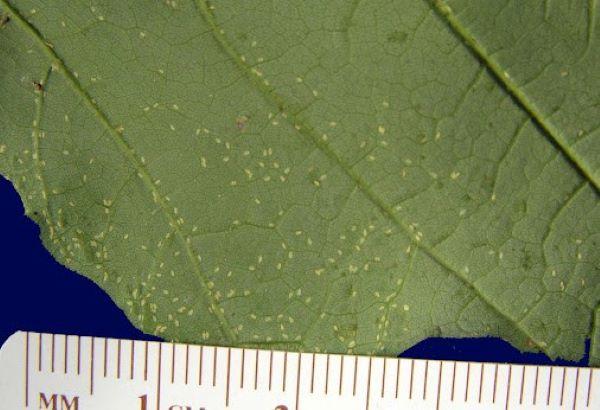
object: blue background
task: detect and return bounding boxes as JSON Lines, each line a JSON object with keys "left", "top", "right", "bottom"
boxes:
{"left": 0, "top": 176, "right": 589, "bottom": 365}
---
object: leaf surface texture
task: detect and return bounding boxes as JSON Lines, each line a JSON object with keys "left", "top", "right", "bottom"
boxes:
{"left": 0, "top": 0, "right": 598, "bottom": 363}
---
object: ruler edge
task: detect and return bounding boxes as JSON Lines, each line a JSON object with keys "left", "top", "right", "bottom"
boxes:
{"left": 1, "top": 330, "right": 598, "bottom": 409}
{"left": 3, "top": 330, "right": 599, "bottom": 371}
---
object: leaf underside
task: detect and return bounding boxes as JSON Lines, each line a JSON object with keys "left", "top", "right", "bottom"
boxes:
{"left": 0, "top": 0, "right": 598, "bottom": 364}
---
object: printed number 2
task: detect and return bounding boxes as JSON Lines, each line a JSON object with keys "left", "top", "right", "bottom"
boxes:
{"left": 139, "top": 395, "right": 147, "bottom": 410}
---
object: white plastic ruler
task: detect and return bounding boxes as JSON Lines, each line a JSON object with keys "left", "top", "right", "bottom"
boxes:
{"left": 0, "top": 331, "right": 597, "bottom": 409}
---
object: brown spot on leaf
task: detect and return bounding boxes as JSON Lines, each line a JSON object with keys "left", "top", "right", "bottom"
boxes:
{"left": 236, "top": 115, "right": 249, "bottom": 131}
{"left": 0, "top": 14, "right": 10, "bottom": 28}
{"left": 33, "top": 82, "right": 44, "bottom": 92}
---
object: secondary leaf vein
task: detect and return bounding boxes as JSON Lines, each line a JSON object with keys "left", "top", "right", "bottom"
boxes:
{"left": 192, "top": 0, "right": 552, "bottom": 355}
{"left": 428, "top": 0, "right": 600, "bottom": 191}
{"left": 0, "top": 0, "right": 237, "bottom": 343}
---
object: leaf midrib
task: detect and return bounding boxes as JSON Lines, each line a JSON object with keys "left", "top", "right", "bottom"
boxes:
{"left": 429, "top": 0, "right": 600, "bottom": 191}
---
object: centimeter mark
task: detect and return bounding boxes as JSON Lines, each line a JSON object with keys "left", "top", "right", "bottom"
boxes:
{"left": 12, "top": 333, "right": 599, "bottom": 409}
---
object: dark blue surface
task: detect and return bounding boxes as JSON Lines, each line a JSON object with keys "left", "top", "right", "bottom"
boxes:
{"left": 0, "top": 176, "right": 588, "bottom": 365}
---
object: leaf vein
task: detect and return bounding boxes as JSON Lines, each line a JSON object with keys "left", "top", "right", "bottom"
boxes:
{"left": 193, "top": 0, "right": 553, "bottom": 355}
{"left": 0, "top": 0, "right": 237, "bottom": 343}
{"left": 428, "top": 0, "right": 600, "bottom": 191}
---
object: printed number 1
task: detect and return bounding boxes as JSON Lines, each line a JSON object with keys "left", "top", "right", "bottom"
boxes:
{"left": 139, "top": 394, "right": 147, "bottom": 410}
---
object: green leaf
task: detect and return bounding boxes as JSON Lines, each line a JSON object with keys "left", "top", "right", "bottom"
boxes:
{"left": 0, "top": 0, "right": 598, "bottom": 364}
